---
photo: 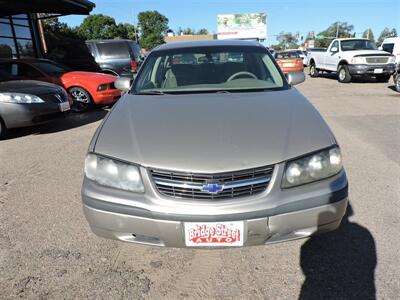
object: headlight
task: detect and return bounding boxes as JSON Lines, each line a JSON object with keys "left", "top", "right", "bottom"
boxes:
{"left": 85, "top": 153, "right": 145, "bottom": 193}
{"left": 0, "top": 92, "right": 45, "bottom": 103}
{"left": 282, "top": 147, "right": 343, "bottom": 188}
{"left": 388, "top": 56, "right": 396, "bottom": 63}
{"left": 97, "top": 84, "right": 108, "bottom": 91}
{"left": 351, "top": 57, "right": 365, "bottom": 64}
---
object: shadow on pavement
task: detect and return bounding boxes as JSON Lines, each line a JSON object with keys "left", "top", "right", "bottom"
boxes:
{"left": 4, "top": 109, "right": 108, "bottom": 140}
{"left": 299, "top": 202, "right": 376, "bottom": 300}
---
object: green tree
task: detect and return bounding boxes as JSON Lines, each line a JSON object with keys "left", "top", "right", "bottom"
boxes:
{"left": 115, "top": 23, "right": 138, "bottom": 40}
{"left": 315, "top": 22, "right": 354, "bottom": 47}
{"left": 197, "top": 28, "right": 209, "bottom": 35}
{"left": 362, "top": 29, "right": 375, "bottom": 41}
{"left": 271, "top": 32, "right": 299, "bottom": 50}
{"left": 76, "top": 14, "right": 118, "bottom": 40}
{"left": 42, "top": 16, "right": 81, "bottom": 39}
{"left": 377, "top": 27, "right": 398, "bottom": 45}
{"left": 138, "top": 10, "right": 169, "bottom": 49}
{"left": 182, "top": 28, "right": 195, "bottom": 35}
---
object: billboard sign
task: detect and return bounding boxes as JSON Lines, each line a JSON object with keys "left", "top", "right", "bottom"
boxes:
{"left": 217, "top": 13, "right": 267, "bottom": 40}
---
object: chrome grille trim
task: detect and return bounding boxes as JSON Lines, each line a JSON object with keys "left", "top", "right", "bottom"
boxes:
{"left": 365, "top": 57, "right": 389, "bottom": 64}
{"left": 150, "top": 166, "right": 274, "bottom": 200}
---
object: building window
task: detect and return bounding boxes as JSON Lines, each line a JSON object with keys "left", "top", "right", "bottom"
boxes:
{"left": 0, "top": 14, "right": 36, "bottom": 59}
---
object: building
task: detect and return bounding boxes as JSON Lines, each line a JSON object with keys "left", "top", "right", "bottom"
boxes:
{"left": 0, "top": 0, "right": 95, "bottom": 59}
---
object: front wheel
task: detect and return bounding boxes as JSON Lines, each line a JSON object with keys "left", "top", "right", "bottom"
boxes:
{"left": 0, "top": 117, "right": 7, "bottom": 140}
{"left": 337, "top": 65, "right": 351, "bottom": 83}
{"left": 395, "top": 74, "right": 400, "bottom": 92}
{"left": 68, "top": 87, "right": 93, "bottom": 113}
{"left": 309, "top": 62, "right": 319, "bottom": 78}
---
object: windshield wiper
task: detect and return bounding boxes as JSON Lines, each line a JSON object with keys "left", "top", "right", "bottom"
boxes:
{"left": 135, "top": 90, "right": 167, "bottom": 95}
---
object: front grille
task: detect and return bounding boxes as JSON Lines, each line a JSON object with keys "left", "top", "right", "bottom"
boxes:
{"left": 150, "top": 165, "right": 274, "bottom": 200}
{"left": 366, "top": 57, "right": 389, "bottom": 64}
{"left": 41, "top": 92, "right": 68, "bottom": 104}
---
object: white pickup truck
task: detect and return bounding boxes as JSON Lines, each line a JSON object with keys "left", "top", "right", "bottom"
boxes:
{"left": 308, "top": 38, "right": 396, "bottom": 83}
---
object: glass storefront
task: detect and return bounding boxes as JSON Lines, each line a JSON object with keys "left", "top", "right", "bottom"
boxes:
{"left": 0, "top": 14, "right": 36, "bottom": 58}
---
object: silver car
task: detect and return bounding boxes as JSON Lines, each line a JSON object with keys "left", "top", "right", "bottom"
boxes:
{"left": 82, "top": 40, "right": 348, "bottom": 248}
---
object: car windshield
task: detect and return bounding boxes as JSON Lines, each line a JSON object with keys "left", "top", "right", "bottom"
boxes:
{"left": 341, "top": 39, "right": 377, "bottom": 51}
{"left": 133, "top": 46, "right": 287, "bottom": 94}
{"left": 31, "top": 61, "right": 71, "bottom": 76}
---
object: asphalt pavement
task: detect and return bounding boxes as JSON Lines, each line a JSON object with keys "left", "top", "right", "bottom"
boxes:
{"left": 0, "top": 74, "right": 399, "bottom": 299}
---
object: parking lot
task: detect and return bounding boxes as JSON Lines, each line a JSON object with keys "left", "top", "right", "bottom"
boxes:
{"left": 0, "top": 75, "right": 399, "bottom": 299}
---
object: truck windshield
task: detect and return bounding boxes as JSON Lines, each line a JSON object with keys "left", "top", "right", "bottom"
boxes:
{"left": 340, "top": 40, "right": 377, "bottom": 51}
{"left": 133, "top": 46, "right": 287, "bottom": 94}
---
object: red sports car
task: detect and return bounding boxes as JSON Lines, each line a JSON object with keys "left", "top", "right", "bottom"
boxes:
{"left": 0, "top": 59, "right": 121, "bottom": 112}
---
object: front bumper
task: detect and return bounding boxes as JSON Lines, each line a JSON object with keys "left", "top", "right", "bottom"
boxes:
{"left": 348, "top": 63, "right": 396, "bottom": 76}
{"left": 0, "top": 101, "right": 69, "bottom": 129}
{"left": 94, "top": 89, "right": 121, "bottom": 105}
{"left": 82, "top": 163, "right": 348, "bottom": 248}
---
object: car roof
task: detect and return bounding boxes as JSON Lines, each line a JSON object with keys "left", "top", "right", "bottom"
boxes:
{"left": 154, "top": 40, "right": 263, "bottom": 51}
{"left": 382, "top": 37, "right": 400, "bottom": 43}
{"left": 86, "top": 39, "right": 136, "bottom": 43}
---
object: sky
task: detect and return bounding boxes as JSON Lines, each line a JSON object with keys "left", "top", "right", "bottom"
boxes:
{"left": 61, "top": 0, "right": 400, "bottom": 45}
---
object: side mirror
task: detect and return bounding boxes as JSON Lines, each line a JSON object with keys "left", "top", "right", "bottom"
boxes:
{"left": 114, "top": 77, "right": 132, "bottom": 92}
{"left": 287, "top": 71, "right": 306, "bottom": 86}
{"left": 378, "top": 46, "right": 383, "bottom": 51}
{"left": 330, "top": 47, "right": 338, "bottom": 53}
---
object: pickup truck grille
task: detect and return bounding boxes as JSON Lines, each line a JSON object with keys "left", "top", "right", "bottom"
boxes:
{"left": 366, "top": 57, "right": 389, "bottom": 64}
{"left": 150, "top": 165, "right": 274, "bottom": 200}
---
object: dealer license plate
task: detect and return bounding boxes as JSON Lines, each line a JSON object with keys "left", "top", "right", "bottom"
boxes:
{"left": 184, "top": 221, "right": 244, "bottom": 247}
{"left": 59, "top": 102, "right": 70, "bottom": 112}
{"left": 374, "top": 68, "right": 383, "bottom": 74}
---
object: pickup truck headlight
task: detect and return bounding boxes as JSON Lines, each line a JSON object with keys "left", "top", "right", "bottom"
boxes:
{"left": 388, "top": 56, "right": 396, "bottom": 63}
{"left": 282, "top": 146, "right": 343, "bottom": 188}
{"left": 85, "top": 153, "right": 145, "bottom": 193}
{"left": 0, "top": 92, "right": 45, "bottom": 103}
{"left": 351, "top": 57, "right": 366, "bottom": 64}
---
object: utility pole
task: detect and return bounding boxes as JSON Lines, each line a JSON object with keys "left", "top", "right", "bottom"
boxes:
{"left": 336, "top": 23, "right": 339, "bottom": 38}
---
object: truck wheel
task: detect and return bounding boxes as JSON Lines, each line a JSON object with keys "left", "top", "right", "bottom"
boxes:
{"left": 376, "top": 75, "right": 391, "bottom": 83}
{"left": 338, "top": 65, "right": 351, "bottom": 83}
{"left": 395, "top": 75, "right": 400, "bottom": 92}
{"left": 309, "top": 62, "right": 319, "bottom": 78}
{"left": 0, "top": 117, "right": 7, "bottom": 140}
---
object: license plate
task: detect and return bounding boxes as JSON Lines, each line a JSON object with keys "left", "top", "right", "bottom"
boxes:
{"left": 374, "top": 68, "right": 383, "bottom": 74}
{"left": 59, "top": 102, "right": 70, "bottom": 112}
{"left": 184, "top": 221, "right": 244, "bottom": 247}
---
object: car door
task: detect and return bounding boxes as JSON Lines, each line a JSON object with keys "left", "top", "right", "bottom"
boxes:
{"left": 325, "top": 40, "right": 341, "bottom": 71}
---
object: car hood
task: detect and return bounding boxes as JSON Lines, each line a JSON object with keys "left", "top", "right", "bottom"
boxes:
{"left": 94, "top": 89, "right": 336, "bottom": 173}
{"left": 346, "top": 49, "right": 392, "bottom": 57}
{"left": 0, "top": 80, "right": 61, "bottom": 95}
{"left": 61, "top": 71, "right": 116, "bottom": 83}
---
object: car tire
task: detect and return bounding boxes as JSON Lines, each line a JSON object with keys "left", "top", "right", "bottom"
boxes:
{"left": 376, "top": 75, "right": 391, "bottom": 83}
{"left": 68, "top": 87, "right": 93, "bottom": 113}
{"left": 337, "top": 65, "right": 351, "bottom": 83}
{"left": 309, "top": 62, "right": 319, "bottom": 78}
{"left": 395, "top": 74, "right": 400, "bottom": 93}
{"left": 0, "top": 117, "right": 7, "bottom": 139}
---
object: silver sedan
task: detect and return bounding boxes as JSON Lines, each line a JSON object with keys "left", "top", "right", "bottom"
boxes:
{"left": 81, "top": 40, "right": 348, "bottom": 248}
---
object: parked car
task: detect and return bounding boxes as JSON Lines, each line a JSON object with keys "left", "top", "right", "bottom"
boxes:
{"left": 0, "top": 71, "right": 71, "bottom": 139}
{"left": 85, "top": 40, "right": 144, "bottom": 77}
{"left": 45, "top": 39, "right": 103, "bottom": 73}
{"left": 380, "top": 37, "right": 400, "bottom": 64}
{"left": 308, "top": 38, "right": 396, "bottom": 83}
{"left": 0, "top": 59, "right": 121, "bottom": 112}
{"left": 82, "top": 40, "right": 348, "bottom": 248}
{"left": 274, "top": 51, "right": 304, "bottom": 74}
{"left": 285, "top": 49, "right": 308, "bottom": 66}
